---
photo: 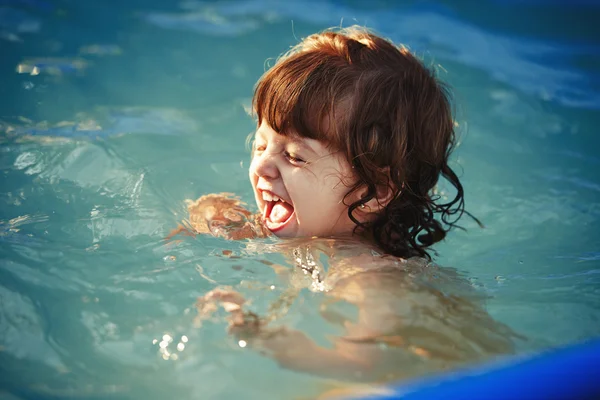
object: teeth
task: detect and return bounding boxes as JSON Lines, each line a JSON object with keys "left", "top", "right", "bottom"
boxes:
{"left": 262, "top": 192, "right": 272, "bottom": 202}
{"left": 261, "top": 191, "right": 284, "bottom": 203}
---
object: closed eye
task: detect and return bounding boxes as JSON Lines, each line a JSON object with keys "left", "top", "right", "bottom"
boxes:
{"left": 253, "top": 141, "right": 266, "bottom": 153}
{"left": 284, "top": 151, "right": 306, "bottom": 165}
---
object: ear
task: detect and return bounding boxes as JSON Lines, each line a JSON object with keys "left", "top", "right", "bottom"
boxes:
{"left": 361, "top": 185, "right": 395, "bottom": 213}
{"left": 357, "top": 169, "right": 397, "bottom": 214}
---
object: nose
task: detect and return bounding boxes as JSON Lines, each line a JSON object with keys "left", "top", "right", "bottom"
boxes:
{"left": 250, "top": 150, "right": 280, "bottom": 180}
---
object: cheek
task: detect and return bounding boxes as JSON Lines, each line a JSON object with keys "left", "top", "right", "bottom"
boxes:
{"left": 248, "top": 159, "right": 258, "bottom": 181}
{"left": 285, "top": 171, "right": 318, "bottom": 212}
{"left": 321, "top": 169, "right": 352, "bottom": 198}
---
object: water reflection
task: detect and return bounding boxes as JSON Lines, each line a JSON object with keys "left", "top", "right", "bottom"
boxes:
{"left": 0, "top": 6, "right": 40, "bottom": 35}
{"left": 78, "top": 44, "right": 122, "bottom": 57}
{"left": 2, "top": 107, "right": 198, "bottom": 139}
{"left": 16, "top": 57, "right": 88, "bottom": 76}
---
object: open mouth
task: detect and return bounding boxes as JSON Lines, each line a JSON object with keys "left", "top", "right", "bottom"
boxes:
{"left": 261, "top": 191, "right": 295, "bottom": 232}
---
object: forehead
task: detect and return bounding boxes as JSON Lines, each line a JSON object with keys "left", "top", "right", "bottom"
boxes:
{"left": 255, "top": 122, "right": 325, "bottom": 153}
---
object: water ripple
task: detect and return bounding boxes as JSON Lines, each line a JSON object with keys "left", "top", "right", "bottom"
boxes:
{"left": 142, "top": 0, "right": 600, "bottom": 109}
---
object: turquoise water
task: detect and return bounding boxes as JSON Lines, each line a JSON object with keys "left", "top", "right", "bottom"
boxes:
{"left": 1, "top": 0, "right": 599, "bottom": 399}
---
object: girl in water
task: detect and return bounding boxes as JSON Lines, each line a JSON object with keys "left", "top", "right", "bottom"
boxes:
{"left": 173, "top": 26, "right": 517, "bottom": 387}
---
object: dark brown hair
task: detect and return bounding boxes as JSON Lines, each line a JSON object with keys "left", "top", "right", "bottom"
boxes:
{"left": 252, "top": 26, "right": 479, "bottom": 259}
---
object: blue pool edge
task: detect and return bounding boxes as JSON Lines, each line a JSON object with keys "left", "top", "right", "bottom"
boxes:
{"left": 354, "top": 338, "right": 600, "bottom": 400}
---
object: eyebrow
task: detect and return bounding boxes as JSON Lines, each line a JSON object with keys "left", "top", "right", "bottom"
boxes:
{"left": 287, "top": 136, "right": 319, "bottom": 156}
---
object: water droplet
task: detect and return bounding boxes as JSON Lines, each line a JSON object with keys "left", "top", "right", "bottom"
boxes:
{"left": 162, "top": 334, "right": 172, "bottom": 343}
{"left": 181, "top": 335, "right": 188, "bottom": 343}
{"left": 238, "top": 340, "right": 247, "bottom": 348}
{"left": 177, "top": 343, "right": 185, "bottom": 351}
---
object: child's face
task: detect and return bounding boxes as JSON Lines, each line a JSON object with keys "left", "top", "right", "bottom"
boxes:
{"left": 249, "top": 122, "right": 358, "bottom": 238}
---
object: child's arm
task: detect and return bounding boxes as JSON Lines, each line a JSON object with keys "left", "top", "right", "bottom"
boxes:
{"left": 243, "top": 327, "right": 375, "bottom": 378}
{"left": 196, "top": 287, "right": 376, "bottom": 380}
{"left": 197, "top": 269, "right": 518, "bottom": 381}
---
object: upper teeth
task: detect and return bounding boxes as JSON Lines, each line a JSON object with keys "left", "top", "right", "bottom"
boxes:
{"left": 262, "top": 191, "right": 282, "bottom": 202}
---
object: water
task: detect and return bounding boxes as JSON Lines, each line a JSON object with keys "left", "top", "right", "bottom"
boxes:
{"left": 1, "top": 0, "right": 599, "bottom": 399}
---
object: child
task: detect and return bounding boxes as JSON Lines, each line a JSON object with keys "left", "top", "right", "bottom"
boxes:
{"left": 179, "top": 26, "right": 516, "bottom": 385}
{"left": 179, "top": 26, "right": 474, "bottom": 256}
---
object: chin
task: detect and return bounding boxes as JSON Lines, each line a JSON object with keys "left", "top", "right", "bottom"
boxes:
{"left": 265, "top": 218, "right": 299, "bottom": 237}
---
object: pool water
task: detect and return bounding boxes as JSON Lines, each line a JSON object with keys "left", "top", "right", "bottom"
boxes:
{"left": 1, "top": 0, "right": 599, "bottom": 399}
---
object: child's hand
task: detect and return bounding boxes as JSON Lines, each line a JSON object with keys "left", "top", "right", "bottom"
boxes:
{"left": 186, "top": 193, "right": 251, "bottom": 232}
{"left": 169, "top": 193, "right": 269, "bottom": 241}
{"left": 196, "top": 287, "right": 263, "bottom": 339}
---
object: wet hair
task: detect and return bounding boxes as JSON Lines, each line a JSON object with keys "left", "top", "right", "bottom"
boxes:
{"left": 252, "top": 26, "right": 480, "bottom": 259}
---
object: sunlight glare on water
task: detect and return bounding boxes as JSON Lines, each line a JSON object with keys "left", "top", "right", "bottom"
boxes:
{"left": 1, "top": 0, "right": 599, "bottom": 399}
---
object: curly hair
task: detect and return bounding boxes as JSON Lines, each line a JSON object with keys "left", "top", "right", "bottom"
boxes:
{"left": 252, "top": 26, "right": 479, "bottom": 259}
